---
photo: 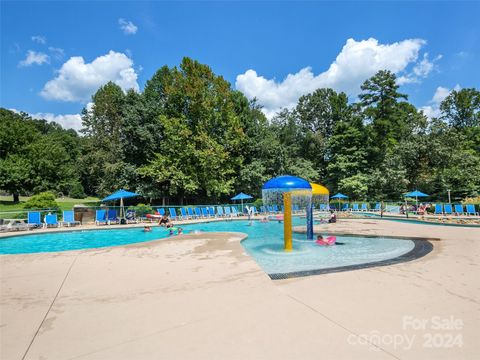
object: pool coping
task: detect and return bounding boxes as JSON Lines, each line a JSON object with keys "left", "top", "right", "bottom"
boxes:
{"left": 268, "top": 238, "right": 434, "bottom": 280}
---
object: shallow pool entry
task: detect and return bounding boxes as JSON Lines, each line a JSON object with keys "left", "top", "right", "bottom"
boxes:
{"left": 0, "top": 219, "right": 432, "bottom": 279}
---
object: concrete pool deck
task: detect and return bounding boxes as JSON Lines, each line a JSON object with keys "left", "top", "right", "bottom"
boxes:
{"left": 1, "top": 219, "right": 479, "bottom": 359}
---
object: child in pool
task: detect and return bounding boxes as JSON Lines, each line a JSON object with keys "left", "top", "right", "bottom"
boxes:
{"left": 143, "top": 225, "right": 152, "bottom": 232}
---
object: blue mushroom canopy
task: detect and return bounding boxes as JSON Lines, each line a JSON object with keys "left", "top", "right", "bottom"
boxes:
{"left": 262, "top": 175, "right": 312, "bottom": 191}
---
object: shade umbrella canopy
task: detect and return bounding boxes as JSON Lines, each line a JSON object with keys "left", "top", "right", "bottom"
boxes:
{"left": 404, "top": 190, "right": 429, "bottom": 208}
{"left": 102, "top": 189, "right": 140, "bottom": 202}
{"left": 231, "top": 192, "right": 253, "bottom": 201}
{"left": 102, "top": 189, "right": 140, "bottom": 219}
{"left": 262, "top": 175, "right": 312, "bottom": 191}
{"left": 404, "top": 190, "right": 429, "bottom": 197}
{"left": 331, "top": 193, "right": 348, "bottom": 199}
{"left": 231, "top": 192, "right": 253, "bottom": 213}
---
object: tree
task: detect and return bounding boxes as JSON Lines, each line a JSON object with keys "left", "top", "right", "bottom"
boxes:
{"left": 440, "top": 88, "right": 480, "bottom": 129}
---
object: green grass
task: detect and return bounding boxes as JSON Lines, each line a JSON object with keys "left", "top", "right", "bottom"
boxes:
{"left": 0, "top": 196, "right": 100, "bottom": 213}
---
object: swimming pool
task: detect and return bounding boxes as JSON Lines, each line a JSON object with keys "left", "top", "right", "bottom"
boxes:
{"left": 0, "top": 219, "right": 430, "bottom": 278}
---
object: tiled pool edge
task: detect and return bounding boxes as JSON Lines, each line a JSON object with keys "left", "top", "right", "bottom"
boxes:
{"left": 268, "top": 239, "right": 434, "bottom": 280}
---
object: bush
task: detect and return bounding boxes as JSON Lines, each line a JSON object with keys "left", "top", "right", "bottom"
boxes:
{"left": 462, "top": 196, "right": 480, "bottom": 204}
{"left": 69, "top": 183, "right": 86, "bottom": 199}
{"left": 132, "top": 203, "right": 153, "bottom": 217}
{"left": 23, "top": 191, "right": 60, "bottom": 211}
{"left": 252, "top": 198, "right": 263, "bottom": 208}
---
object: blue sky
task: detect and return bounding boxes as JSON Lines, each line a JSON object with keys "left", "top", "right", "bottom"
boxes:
{"left": 1, "top": 1, "right": 479, "bottom": 130}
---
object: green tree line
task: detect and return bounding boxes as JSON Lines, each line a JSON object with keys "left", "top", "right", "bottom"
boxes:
{"left": 1, "top": 58, "right": 479, "bottom": 203}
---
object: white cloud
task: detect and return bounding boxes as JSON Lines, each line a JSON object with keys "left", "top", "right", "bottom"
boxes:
{"left": 19, "top": 50, "right": 50, "bottom": 67}
{"left": 31, "top": 112, "right": 83, "bottom": 131}
{"left": 40, "top": 50, "right": 139, "bottom": 102}
{"left": 119, "top": 18, "right": 138, "bottom": 35}
{"left": 420, "top": 84, "right": 461, "bottom": 119}
{"left": 413, "top": 53, "right": 442, "bottom": 77}
{"left": 48, "top": 47, "right": 65, "bottom": 60}
{"left": 31, "top": 35, "right": 46, "bottom": 44}
{"left": 236, "top": 38, "right": 432, "bottom": 118}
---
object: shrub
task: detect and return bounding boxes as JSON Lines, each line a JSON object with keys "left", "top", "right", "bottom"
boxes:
{"left": 69, "top": 183, "right": 86, "bottom": 199}
{"left": 252, "top": 198, "right": 263, "bottom": 208}
{"left": 462, "top": 196, "right": 480, "bottom": 204}
{"left": 132, "top": 203, "right": 153, "bottom": 217}
{"left": 23, "top": 191, "right": 60, "bottom": 211}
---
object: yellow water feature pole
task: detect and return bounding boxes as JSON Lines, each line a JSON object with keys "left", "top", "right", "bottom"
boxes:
{"left": 283, "top": 191, "right": 293, "bottom": 251}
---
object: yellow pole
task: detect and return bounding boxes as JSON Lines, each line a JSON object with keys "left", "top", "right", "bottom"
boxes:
{"left": 283, "top": 192, "right": 292, "bottom": 251}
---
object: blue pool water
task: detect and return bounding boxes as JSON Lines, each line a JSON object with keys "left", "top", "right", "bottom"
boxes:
{"left": 0, "top": 219, "right": 416, "bottom": 275}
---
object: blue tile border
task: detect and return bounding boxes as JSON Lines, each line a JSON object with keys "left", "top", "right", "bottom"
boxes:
{"left": 268, "top": 239, "right": 433, "bottom": 280}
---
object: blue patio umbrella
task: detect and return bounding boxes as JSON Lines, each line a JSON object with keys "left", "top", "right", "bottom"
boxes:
{"left": 331, "top": 193, "right": 348, "bottom": 210}
{"left": 404, "top": 190, "right": 429, "bottom": 207}
{"left": 331, "top": 193, "right": 348, "bottom": 199}
{"left": 231, "top": 192, "right": 253, "bottom": 212}
{"left": 102, "top": 189, "right": 140, "bottom": 218}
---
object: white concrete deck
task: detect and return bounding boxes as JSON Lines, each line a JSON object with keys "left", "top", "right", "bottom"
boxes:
{"left": 1, "top": 218, "right": 479, "bottom": 359}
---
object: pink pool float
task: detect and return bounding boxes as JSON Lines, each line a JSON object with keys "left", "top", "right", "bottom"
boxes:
{"left": 316, "top": 235, "right": 337, "bottom": 246}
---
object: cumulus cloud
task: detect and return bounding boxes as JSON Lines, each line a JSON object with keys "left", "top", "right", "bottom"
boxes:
{"left": 236, "top": 38, "right": 434, "bottom": 118}
{"left": 31, "top": 35, "right": 46, "bottom": 44}
{"left": 119, "top": 18, "right": 138, "bottom": 35}
{"left": 31, "top": 112, "right": 83, "bottom": 131}
{"left": 421, "top": 85, "right": 461, "bottom": 119}
{"left": 19, "top": 50, "right": 50, "bottom": 67}
{"left": 40, "top": 50, "right": 139, "bottom": 102}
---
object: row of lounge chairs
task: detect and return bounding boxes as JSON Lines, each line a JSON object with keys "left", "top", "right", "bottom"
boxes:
{"left": 434, "top": 204, "right": 478, "bottom": 216}
{"left": 0, "top": 210, "right": 80, "bottom": 232}
{"left": 151, "top": 206, "right": 243, "bottom": 221}
{"left": 338, "top": 203, "right": 382, "bottom": 212}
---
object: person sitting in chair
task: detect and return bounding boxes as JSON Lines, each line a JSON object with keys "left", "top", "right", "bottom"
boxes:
{"left": 328, "top": 211, "right": 337, "bottom": 223}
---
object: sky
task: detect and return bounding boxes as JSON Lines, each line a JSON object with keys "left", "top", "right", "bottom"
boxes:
{"left": 1, "top": 1, "right": 479, "bottom": 131}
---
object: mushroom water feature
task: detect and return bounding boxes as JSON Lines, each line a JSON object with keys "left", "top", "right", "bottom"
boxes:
{"left": 308, "top": 183, "right": 330, "bottom": 239}
{"left": 262, "top": 175, "right": 312, "bottom": 251}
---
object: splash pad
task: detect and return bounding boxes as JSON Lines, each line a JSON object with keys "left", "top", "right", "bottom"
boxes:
{"left": 262, "top": 175, "right": 312, "bottom": 251}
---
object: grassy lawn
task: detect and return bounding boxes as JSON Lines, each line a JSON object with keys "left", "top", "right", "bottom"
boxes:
{"left": 0, "top": 195, "right": 100, "bottom": 213}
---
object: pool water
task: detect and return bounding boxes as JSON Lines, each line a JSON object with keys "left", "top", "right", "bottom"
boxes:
{"left": 0, "top": 219, "right": 417, "bottom": 276}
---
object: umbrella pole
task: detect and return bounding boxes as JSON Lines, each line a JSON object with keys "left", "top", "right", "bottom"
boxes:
{"left": 120, "top": 198, "right": 124, "bottom": 219}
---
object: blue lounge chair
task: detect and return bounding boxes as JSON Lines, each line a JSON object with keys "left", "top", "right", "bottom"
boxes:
{"left": 444, "top": 204, "right": 453, "bottom": 215}
{"left": 157, "top": 208, "right": 165, "bottom": 216}
{"left": 62, "top": 210, "right": 79, "bottom": 227}
{"left": 188, "top": 208, "right": 195, "bottom": 218}
{"left": 466, "top": 204, "right": 478, "bottom": 216}
{"left": 319, "top": 204, "right": 326, "bottom": 211}
{"left": 180, "top": 208, "right": 188, "bottom": 220}
{"left": 266, "top": 205, "right": 272, "bottom": 213}
{"left": 27, "top": 211, "right": 42, "bottom": 229}
{"left": 95, "top": 210, "right": 107, "bottom": 225}
{"left": 361, "top": 203, "right": 368, "bottom": 211}
{"left": 434, "top": 204, "right": 443, "bottom": 215}
{"left": 44, "top": 214, "right": 58, "bottom": 228}
{"left": 329, "top": 205, "right": 336, "bottom": 211}
{"left": 341, "top": 204, "right": 349, "bottom": 211}
{"left": 201, "top": 207, "right": 209, "bottom": 218}
{"left": 231, "top": 207, "right": 238, "bottom": 216}
{"left": 352, "top": 204, "right": 359, "bottom": 211}
{"left": 169, "top": 208, "right": 177, "bottom": 220}
{"left": 217, "top": 206, "right": 224, "bottom": 217}
{"left": 260, "top": 206, "right": 267, "bottom": 214}
{"left": 374, "top": 203, "right": 381, "bottom": 212}
{"left": 208, "top": 207, "right": 215, "bottom": 217}
{"left": 194, "top": 208, "right": 202, "bottom": 218}
{"left": 107, "top": 209, "right": 119, "bottom": 224}
{"left": 454, "top": 204, "right": 464, "bottom": 215}
{"left": 273, "top": 205, "right": 279, "bottom": 213}
{"left": 224, "top": 206, "right": 232, "bottom": 217}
